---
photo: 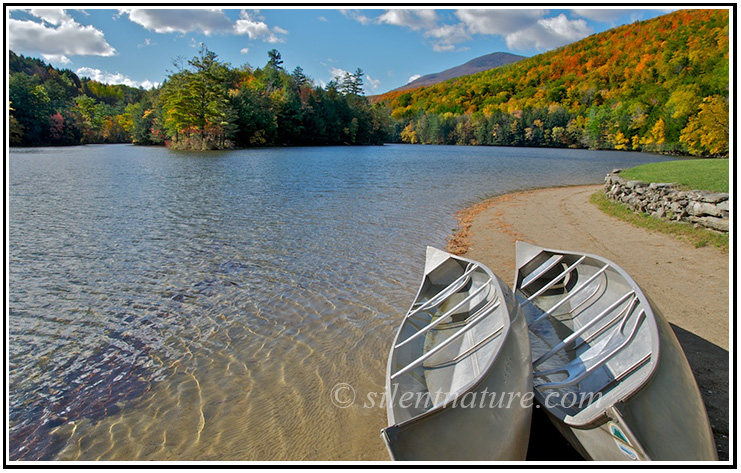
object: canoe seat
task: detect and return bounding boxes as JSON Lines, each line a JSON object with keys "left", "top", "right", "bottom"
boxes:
{"left": 521, "top": 255, "right": 564, "bottom": 290}
{"left": 408, "top": 263, "right": 478, "bottom": 319}
{"left": 534, "top": 310, "right": 646, "bottom": 390}
{"left": 391, "top": 297, "right": 500, "bottom": 380}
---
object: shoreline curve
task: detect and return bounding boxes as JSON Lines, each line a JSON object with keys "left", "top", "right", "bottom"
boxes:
{"left": 444, "top": 184, "right": 730, "bottom": 460}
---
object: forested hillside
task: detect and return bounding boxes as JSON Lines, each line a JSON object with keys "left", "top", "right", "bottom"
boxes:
{"left": 9, "top": 47, "right": 391, "bottom": 149}
{"left": 376, "top": 9, "right": 729, "bottom": 157}
{"left": 9, "top": 10, "right": 728, "bottom": 155}
{"left": 9, "top": 51, "right": 146, "bottom": 146}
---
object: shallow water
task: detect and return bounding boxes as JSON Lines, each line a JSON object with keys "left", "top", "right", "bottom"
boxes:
{"left": 8, "top": 144, "right": 671, "bottom": 461}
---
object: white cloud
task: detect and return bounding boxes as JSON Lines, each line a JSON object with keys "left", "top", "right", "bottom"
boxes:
{"left": 570, "top": 9, "right": 643, "bottom": 23}
{"left": 28, "top": 8, "right": 73, "bottom": 25}
{"left": 137, "top": 38, "right": 156, "bottom": 48}
{"left": 119, "top": 8, "right": 233, "bottom": 35}
{"left": 506, "top": 14, "right": 591, "bottom": 50}
{"left": 573, "top": 8, "right": 675, "bottom": 25}
{"left": 318, "top": 16, "right": 328, "bottom": 22}
{"left": 425, "top": 22, "right": 471, "bottom": 52}
{"left": 366, "top": 74, "right": 380, "bottom": 91}
{"left": 240, "top": 47, "right": 249, "bottom": 55}
{"left": 340, "top": 9, "right": 372, "bottom": 25}
{"left": 76, "top": 67, "right": 159, "bottom": 90}
{"left": 119, "top": 8, "right": 289, "bottom": 42}
{"left": 571, "top": 9, "right": 626, "bottom": 22}
{"left": 378, "top": 9, "right": 438, "bottom": 31}
{"left": 432, "top": 43, "right": 456, "bottom": 53}
{"left": 341, "top": 7, "right": 616, "bottom": 54}
{"left": 407, "top": 74, "right": 421, "bottom": 83}
{"left": 8, "top": 13, "right": 116, "bottom": 63}
{"left": 539, "top": 14, "right": 590, "bottom": 40}
{"left": 455, "top": 9, "right": 547, "bottom": 36}
{"left": 414, "top": 9, "right": 438, "bottom": 26}
{"left": 425, "top": 22, "right": 466, "bottom": 41}
{"left": 234, "top": 10, "right": 287, "bottom": 43}
{"left": 454, "top": 9, "right": 591, "bottom": 52}
{"left": 346, "top": 9, "right": 469, "bottom": 53}
{"left": 330, "top": 67, "right": 350, "bottom": 80}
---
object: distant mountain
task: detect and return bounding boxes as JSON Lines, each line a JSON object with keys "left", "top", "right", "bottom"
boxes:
{"left": 376, "top": 9, "right": 729, "bottom": 157}
{"left": 392, "top": 52, "right": 526, "bottom": 92}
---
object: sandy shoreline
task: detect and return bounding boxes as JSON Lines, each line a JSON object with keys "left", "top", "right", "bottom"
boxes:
{"left": 445, "top": 184, "right": 730, "bottom": 460}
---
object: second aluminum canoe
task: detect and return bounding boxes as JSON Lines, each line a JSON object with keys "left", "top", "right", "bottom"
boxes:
{"left": 514, "top": 241, "right": 717, "bottom": 461}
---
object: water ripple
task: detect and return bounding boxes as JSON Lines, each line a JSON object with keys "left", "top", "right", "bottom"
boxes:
{"left": 8, "top": 144, "right": 672, "bottom": 460}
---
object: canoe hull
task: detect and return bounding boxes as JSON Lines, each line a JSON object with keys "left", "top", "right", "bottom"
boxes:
{"left": 597, "top": 298, "right": 717, "bottom": 460}
{"left": 515, "top": 241, "right": 717, "bottom": 461}
{"left": 382, "top": 275, "right": 532, "bottom": 461}
{"left": 382, "top": 248, "right": 532, "bottom": 461}
{"left": 539, "top": 302, "right": 717, "bottom": 461}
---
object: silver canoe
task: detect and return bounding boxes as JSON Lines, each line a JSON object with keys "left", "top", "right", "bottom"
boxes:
{"left": 381, "top": 247, "right": 532, "bottom": 461}
{"left": 514, "top": 241, "right": 717, "bottom": 461}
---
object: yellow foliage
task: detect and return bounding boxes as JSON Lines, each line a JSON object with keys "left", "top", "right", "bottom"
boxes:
{"left": 666, "top": 85, "right": 701, "bottom": 119}
{"left": 400, "top": 123, "right": 418, "bottom": 144}
{"left": 649, "top": 118, "right": 666, "bottom": 144}
{"left": 612, "top": 131, "right": 629, "bottom": 150}
{"left": 680, "top": 96, "right": 729, "bottom": 156}
{"left": 269, "top": 88, "right": 285, "bottom": 103}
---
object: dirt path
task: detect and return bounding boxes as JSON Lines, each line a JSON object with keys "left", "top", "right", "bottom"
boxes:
{"left": 446, "top": 184, "right": 730, "bottom": 460}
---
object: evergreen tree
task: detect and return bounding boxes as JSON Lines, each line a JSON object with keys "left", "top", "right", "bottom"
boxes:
{"left": 351, "top": 68, "right": 365, "bottom": 96}
{"left": 160, "top": 45, "right": 237, "bottom": 149}
{"left": 267, "top": 49, "right": 284, "bottom": 70}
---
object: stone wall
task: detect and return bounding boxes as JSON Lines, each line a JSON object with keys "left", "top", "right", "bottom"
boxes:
{"left": 604, "top": 170, "right": 729, "bottom": 232}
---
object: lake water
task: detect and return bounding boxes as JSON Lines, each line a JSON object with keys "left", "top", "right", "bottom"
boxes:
{"left": 8, "top": 144, "right": 671, "bottom": 461}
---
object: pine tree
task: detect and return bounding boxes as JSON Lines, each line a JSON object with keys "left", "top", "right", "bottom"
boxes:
{"left": 160, "top": 45, "right": 237, "bottom": 149}
{"left": 267, "top": 49, "right": 284, "bottom": 70}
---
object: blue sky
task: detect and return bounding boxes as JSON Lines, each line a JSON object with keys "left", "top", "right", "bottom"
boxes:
{"left": 7, "top": 6, "right": 680, "bottom": 93}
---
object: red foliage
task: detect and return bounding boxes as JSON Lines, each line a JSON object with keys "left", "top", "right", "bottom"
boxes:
{"left": 49, "top": 113, "right": 65, "bottom": 141}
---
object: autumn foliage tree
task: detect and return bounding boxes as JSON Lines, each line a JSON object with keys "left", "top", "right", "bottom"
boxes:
{"left": 156, "top": 46, "right": 390, "bottom": 149}
{"left": 8, "top": 51, "right": 145, "bottom": 146}
{"left": 375, "top": 9, "right": 729, "bottom": 158}
{"left": 159, "top": 46, "right": 238, "bottom": 150}
{"left": 680, "top": 96, "right": 729, "bottom": 157}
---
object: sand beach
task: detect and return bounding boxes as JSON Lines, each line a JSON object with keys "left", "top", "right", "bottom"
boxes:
{"left": 446, "top": 184, "right": 730, "bottom": 460}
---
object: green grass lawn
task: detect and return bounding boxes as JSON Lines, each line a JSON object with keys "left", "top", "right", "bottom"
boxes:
{"left": 619, "top": 159, "right": 729, "bottom": 193}
{"left": 590, "top": 192, "right": 728, "bottom": 250}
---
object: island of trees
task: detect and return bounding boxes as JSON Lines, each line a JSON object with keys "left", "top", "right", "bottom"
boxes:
{"left": 8, "top": 9, "right": 729, "bottom": 157}
{"left": 9, "top": 47, "right": 391, "bottom": 150}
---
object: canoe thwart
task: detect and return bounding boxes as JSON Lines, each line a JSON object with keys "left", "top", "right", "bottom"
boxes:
{"left": 391, "top": 299, "right": 501, "bottom": 380}
{"left": 533, "top": 291, "right": 637, "bottom": 368}
{"left": 521, "top": 254, "right": 564, "bottom": 290}
{"left": 534, "top": 309, "right": 646, "bottom": 390}
{"left": 396, "top": 278, "right": 494, "bottom": 349}
{"left": 407, "top": 262, "right": 478, "bottom": 318}
{"left": 527, "top": 264, "right": 609, "bottom": 328}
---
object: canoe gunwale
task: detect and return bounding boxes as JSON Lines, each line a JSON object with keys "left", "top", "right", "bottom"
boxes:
{"left": 514, "top": 241, "right": 662, "bottom": 428}
{"left": 384, "top": 247, "right": 513, "bottom": 428}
